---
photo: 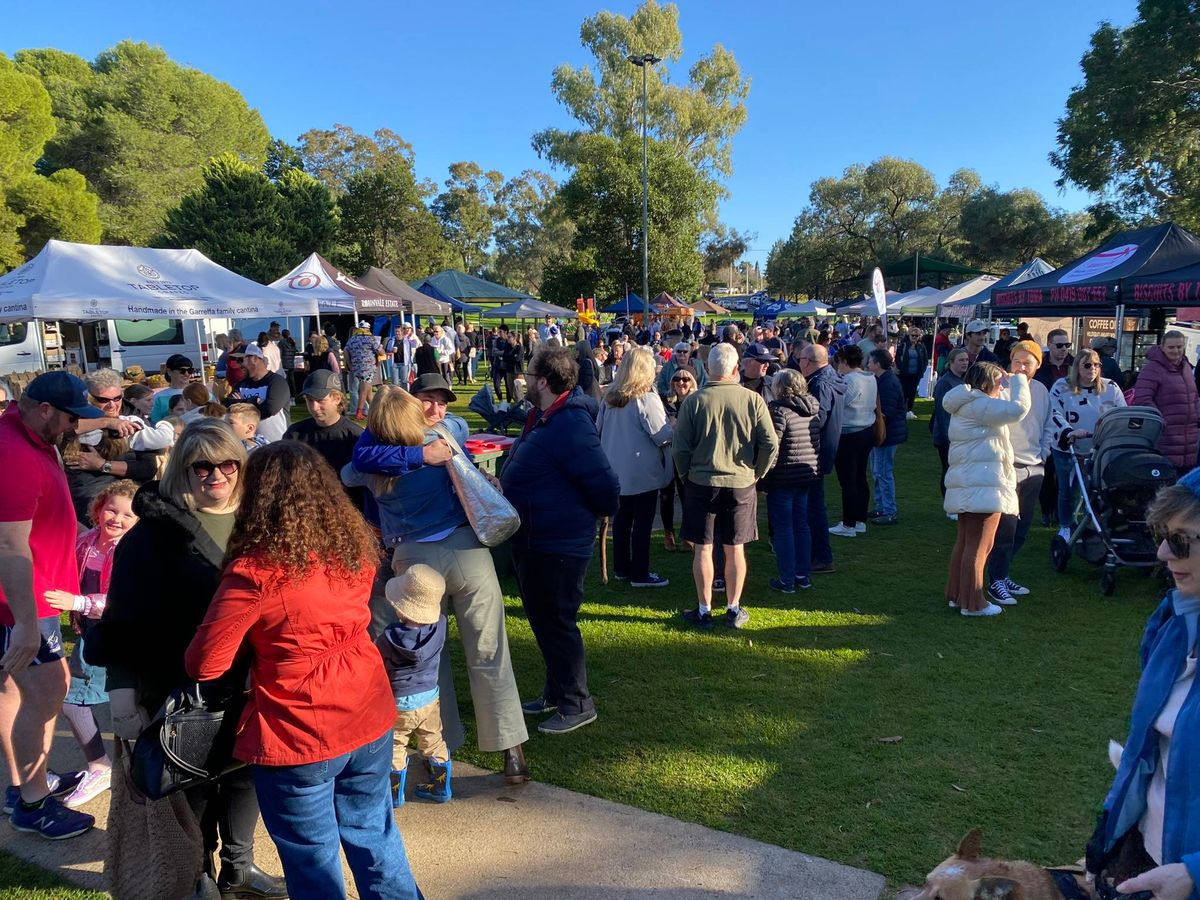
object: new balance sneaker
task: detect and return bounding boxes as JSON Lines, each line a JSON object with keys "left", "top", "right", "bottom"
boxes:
{"left": 10, "top": 795, "right": 94, "bottom": 840}
{"left": 682, "top": 608, "right": 714, "bottom": 630}
{"left": 769, "top": 577, "right": 795, "bottom": 594}
{"left": 63, "top": 768, "right": 111, "bottom": 809}
{"left": 961, "top": 602, "right": 1004, "bottom": 618}
{"left": 521, "top": 696, "right": 557, "bottom": 716}
{"left": 795, "top": 576, "right": 813, "bottom": 590}
{"left": 631, "top": 573, "right": 669, "bottom": 588}
{"left": 828, "top": 524, "right": 857, "bottom": 538}
{"left": 1004, "top": 577, "right": 1030, "bottom": 596}
{"left": 986, "top": 580, "right": 1017, "bottom": 606}
{"left": 854, "top": 521, "right": 867, "bottom": 534}
{"left": 4, "top": 771, "right": 82, "bottom": 816}
{"left": 724, "top": 607, "right": 749, "bottom": 629}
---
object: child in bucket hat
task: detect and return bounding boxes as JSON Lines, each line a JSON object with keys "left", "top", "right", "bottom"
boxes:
{"left": 376, "top": 564, "right": 451, "bottom": 806}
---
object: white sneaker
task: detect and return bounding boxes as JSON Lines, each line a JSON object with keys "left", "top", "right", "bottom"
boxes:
{"left": 1057, "top": 527, "right": 1071, "bottom": 542}
{"left": 1004, "top": 577, "right": 1030, "bottom": 596}
{"left": 63, "top": 767, "right": 111, "bottom": 808}
{"left": 854, "top": 521, "right": 867, "bottom": 534}
{"left": 828, "top": 524, "right": 857, "bottom": 538}
{"left": 905, "top": 411, "right": 917, "bottom": 420}
{"left": 961, "top": 602, "right": 1003, "bottom": 618}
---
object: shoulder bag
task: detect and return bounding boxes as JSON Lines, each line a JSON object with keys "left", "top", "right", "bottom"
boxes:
{"left": 132, "top": 682, "right": 246, "bottom": 800}
{"left": 434, "top": 423, "right": 521, "bottom": 547}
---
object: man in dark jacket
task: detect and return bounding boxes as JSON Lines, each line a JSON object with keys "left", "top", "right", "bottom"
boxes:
{"left": 501, "top": 347, "right": 619, "bottom": 736}
{"left": 1034, "top": 327, "right": 1074, "bottom": 525}
{"left": 796, "top": 344, "right": 845, "bottom": 574}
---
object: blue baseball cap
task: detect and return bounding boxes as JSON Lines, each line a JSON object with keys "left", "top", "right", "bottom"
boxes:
{"left": 23, "top": 372, "right": 105, "bottom": 419}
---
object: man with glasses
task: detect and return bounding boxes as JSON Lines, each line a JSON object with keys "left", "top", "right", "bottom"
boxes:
{"left": 149, "top": 354, "right": 198, "bottom": 423}
{"left": 0, "top": 372, "right": 101, "bottom": 840}
{"left": 795, "top": 344, "right": 845, "bottom": 575}
{"left": 1033, "top": 328, "right": 1075, "bottom": 527}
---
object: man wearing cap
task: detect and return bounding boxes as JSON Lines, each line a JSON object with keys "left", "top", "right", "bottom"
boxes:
{"left": 984, "top": 340, "right": 1052, "bottom": 607}
{"left": 0, "top": 373, "right": 98, "bottom": 839}
{"left": 740, "top": 342, "right": 777, "bottom": 401}
{"left": 283, "top": 370, "right": 365, "bottom": 499}
{"left": 149, "top": 353, "right": 197, "bottom": 423}
{"left": 962, "top": 319, "right": 1000, "bottom": 366}
{"left": 225, "top": 344, "right": 290, "bottom": 442}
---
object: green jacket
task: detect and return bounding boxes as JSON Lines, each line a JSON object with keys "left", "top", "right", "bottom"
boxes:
{"left": 672, "top": 380, "right": 779, "bottom": 488}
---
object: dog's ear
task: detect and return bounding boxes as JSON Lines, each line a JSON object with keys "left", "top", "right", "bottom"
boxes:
{"left": 970, "top": 876, "right": 1020, "bottom": 899}
{"left": 956, "top": 828, "right": 983, "bottom": 860}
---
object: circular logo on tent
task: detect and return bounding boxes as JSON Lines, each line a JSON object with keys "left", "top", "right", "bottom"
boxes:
{"left": 289, "top": 272, "right": 321, "bottom": 290}
{"left": 136, "top": 264, "right": 161, "bottom": 280}
{"left": 1058, "top": 244, "right": 1139, "bottom": 284}
{"left": 89, "top": 299, "right": 99, "bottom": 308}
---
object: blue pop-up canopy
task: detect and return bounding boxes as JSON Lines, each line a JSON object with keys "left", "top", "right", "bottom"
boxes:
{"left": 415, "top": 280, "right": 481, "bottom": 315}
{"left": 599, "top": 293, "right": 648, "bottom": 314}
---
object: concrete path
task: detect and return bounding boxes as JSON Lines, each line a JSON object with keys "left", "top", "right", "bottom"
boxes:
{"left": 1, "top": 716, "right": 886, "bottom": 899}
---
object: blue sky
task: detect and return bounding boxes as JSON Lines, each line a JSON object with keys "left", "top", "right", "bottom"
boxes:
{"left": 7, "top": 0, "right": 1136, "bottom": 268}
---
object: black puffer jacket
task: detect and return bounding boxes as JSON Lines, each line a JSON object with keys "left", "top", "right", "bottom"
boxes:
{"left": 85, "top": 481, "right": 248, "bottom": 715}
{"left": 762, "top": 394, "right": 821, "bottom": 490}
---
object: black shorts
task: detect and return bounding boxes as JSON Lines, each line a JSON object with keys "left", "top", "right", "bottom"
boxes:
{"left": 1, "top": 617, "right": 65, "bottom": 667}
{"left": 680, "top": 481, "right": 759, "bottom": 546}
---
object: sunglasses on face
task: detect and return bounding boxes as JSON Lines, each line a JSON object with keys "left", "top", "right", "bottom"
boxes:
{"left": 1081, "top": 362, "right": 1098, "bottom": 370}
{"left": 1054, "top": 342, "right": 1072, "bottom": 349}
{"left": 90, "top": 393, "right": 123, "bottom": 406}
{"left": 672, "top": 376, "right": 692, "bottom": 383}
{"left": 1153, "top": 529, "right": 1200, "bottom": 559}
{"left": 190, "top": 459, "right": 240, "bottom": 479}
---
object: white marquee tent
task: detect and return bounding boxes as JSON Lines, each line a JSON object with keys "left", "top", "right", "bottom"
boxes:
{"left": 0, "top": 240, "right": 313, "bottom": 323}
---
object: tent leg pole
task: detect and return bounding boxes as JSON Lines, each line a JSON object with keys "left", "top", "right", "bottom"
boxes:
{"left": 1115, "top": 304, "right": 1126, "bottom": 371}
{"left": 35, "top": 321, "right": 47, "bottom": 373}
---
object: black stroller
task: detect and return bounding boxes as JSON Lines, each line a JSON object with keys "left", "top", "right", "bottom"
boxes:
{"left": 468, "top": 384, "right": 532, "bottom": 435}
{"left": 1050, "top": 405, "right": 1177, "bottom": 595}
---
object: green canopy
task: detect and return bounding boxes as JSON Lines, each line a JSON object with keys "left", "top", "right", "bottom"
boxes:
{"left": 414, "top": 270, "right": 534, "bottom": 302}
{"left": 881, "top": 255, "right": 989, "bottom": 279}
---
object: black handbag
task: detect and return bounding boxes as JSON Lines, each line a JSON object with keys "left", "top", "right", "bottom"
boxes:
{"left": 132, "top": 682, "right": 247, "bottom": 800}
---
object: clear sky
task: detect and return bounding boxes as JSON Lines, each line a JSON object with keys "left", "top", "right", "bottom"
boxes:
{"left": 6, "top": 0, "right": 1136, "bottom": 269}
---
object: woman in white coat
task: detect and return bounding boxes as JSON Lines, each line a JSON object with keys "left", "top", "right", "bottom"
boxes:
{"left": 942, "top": 362, "right": 1030, "bottom": 617}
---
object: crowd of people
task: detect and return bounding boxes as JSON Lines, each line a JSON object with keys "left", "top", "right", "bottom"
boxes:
{"left": 1, "top": 306, "right": 1200, "bottom": 897}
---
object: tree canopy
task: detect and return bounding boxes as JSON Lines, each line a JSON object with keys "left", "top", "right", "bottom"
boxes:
{"left": 15, "top": 41, "right": 270, "bottom": 246}
{"left": 1051, "top": 0, "right": 1200, "bottom": 227}
{"left": 432, "top": 161, "right": 504, "bottom": 275}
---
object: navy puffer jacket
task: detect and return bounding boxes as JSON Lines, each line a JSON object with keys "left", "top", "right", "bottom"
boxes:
{"left": 501, "top": 387, "right": 619, "bottom": 558}
{"left": 877, "top": 369, "right": 908, "bottom": 447}
{"left": 762, "top": 394, "right": 821, "bottom": 490}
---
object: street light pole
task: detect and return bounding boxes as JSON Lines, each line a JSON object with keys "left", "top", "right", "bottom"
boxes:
{"left": 628, "top": 53, "right": 660, "bottom": 307}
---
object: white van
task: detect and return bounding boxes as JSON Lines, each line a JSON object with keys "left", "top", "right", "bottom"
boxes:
{"left": 0, "top": 318, "right": 206, "bottom": 378}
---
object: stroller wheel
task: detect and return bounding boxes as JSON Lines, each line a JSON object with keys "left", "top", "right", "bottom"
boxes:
{"left": 1100, "top": 570, "right": 1117, "bottom": 596}
{"left": 1050, "top": 536, "right": 1071, "bottom": 573}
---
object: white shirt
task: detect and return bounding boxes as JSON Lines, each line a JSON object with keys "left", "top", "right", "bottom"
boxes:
{"left": 1141, "top": 653, "right": 1196, "bottom": 864}
{"left": 263, "top": 341, "right": 282, "bottom": 373}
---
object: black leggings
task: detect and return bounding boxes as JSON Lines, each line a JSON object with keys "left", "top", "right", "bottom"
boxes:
{"left": 899, "top": 373, "right": 920, "bottom": 411}
{"left": 186, "top": 765, "right": 260, "bottom": 874}
{"left": 612, "top": 489, "right": 658, "bottom": 581}
{"left": 659, "top": 475, "right": 685, "bottom": 535}
{"left": 936, "top": 443, "right": 950, "bottom": 497}
{"left": 835, "top": 428, "right": 874, "bottom": 527}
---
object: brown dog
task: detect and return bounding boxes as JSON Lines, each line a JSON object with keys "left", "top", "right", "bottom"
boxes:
{"left": 904, "top": 829, "right": 1074, "bottom": 899}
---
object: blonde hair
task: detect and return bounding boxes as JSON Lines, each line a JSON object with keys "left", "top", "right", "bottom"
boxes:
{"left": 605, "top": 347, "right": 657, "bottom": 408}
{"left": 159, "top": 419, "right": 248, "bottom": 509}
{"left": 226, "top": 402, "right": 261, "bottom": 425}
{"left": 87, "top": 479, "right": 139, "bottom": 528}
{"left": 1068, "top": 349, "right": 1107, "bottom": 394}
{"left": 365, "top": 386, "right": 428, "bottom": 496}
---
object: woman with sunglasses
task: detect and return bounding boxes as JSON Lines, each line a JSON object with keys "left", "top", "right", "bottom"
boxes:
{"left": 1047, "top": 349, "right": 1127, "bottom": 542}
{"left": 87, "top": 421, "right": 284, "bottom": 899}
{"left": 1085, "top": 468, "right": 1200, "bottom": 898}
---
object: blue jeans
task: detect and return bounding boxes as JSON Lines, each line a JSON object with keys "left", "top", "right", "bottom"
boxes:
{"left": 394, "top": 363, "right": 411, "bottom": 388}
{"left": 808, "top": 477, "right": 832, "bottom": 567}
{"left": 870, "top": 445, "right": 897, "bottom": 516}
{"left": 253, "top": 731, "right": 422, "bottom": 900}
{"left": 767, "top": 486, "right": 812, "bottom": 585}
{"left": 1052, "top": 449, "right": 1077, "bottom": 529}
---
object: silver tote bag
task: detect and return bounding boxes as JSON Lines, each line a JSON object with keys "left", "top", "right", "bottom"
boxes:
{"left": 434, "top": 424, "right": 521, "bottom": 547}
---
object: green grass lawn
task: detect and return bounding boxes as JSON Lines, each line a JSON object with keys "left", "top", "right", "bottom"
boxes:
{"left": 9, "top": 385, "right": 1161, "bottom": 895}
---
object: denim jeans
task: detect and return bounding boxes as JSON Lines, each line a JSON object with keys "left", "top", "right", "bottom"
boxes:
{"left": 808, "top": 477, "right": 832, "bottom": 567}
{"left": 767, "top": 486, "right": 812, "bottom": 585}
{"left": 1052, "top": 449, "right": 1077, "bottom": 529}
{"left": 871, "top": 445, "right": 897, "bottom": 516}
{"left": 394, "top": 363, "right": 410, "bottom": 388}
{"left": 253, "top": 731, "right": 422, "bottom": 900}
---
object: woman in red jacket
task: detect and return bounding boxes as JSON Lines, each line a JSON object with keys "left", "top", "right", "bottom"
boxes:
{"left": 185, "top": 442, "right": 422, "bottom": 900}
{"left": 1134, "top": 330, "right": 1200, "bottom": 474}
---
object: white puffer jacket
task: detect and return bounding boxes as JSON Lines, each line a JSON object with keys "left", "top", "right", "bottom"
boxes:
{"left": 943, "top": 373, "right": 1030, "bottom": 516}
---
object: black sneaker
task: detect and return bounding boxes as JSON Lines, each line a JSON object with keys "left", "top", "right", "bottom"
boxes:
{"left": 769, "top": 577, "right": 795, "bottom": 594}
{"left": 874, "top": 514, "right": 899, "bottom": 525}
{"left": 810, "top": 562, "right": 836, "bottom": 575}
{"left": 796, "top": 576, "right": 813, "bottom": 590}
{"left": 724, "top": 607, "right": 749, "bottom": 629}
{"left": 711, "top": 578, "right": 725, "bottom": 593}
{"left": 631, "top": 573, "right": 669, "bottom": 588}
{"left": 682, "top": 608, "right": 714, "bottom": 630}
{"left": 521, "top": 696, "right": 557, "bottom": 716}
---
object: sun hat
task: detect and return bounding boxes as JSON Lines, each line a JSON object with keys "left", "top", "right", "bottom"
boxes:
{"left": 385, "top": 564, "right": 446, "bottom": 625}
{"left": 24, "top": 372, "right": 104, "bottom": 419}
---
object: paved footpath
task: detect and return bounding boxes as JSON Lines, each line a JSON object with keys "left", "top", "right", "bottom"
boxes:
{"left": 1, "top": 716, "right": 886, "bottom": 899}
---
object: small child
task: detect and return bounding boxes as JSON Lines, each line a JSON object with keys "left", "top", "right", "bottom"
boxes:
{"left": 44, "top": 479, "right": 140, "bottom": 808}
{"left": 226, "top": 402, "right": 269, "bottom": 450}
{"left": 376, "top": 564, "right": 450, "bottom": 806}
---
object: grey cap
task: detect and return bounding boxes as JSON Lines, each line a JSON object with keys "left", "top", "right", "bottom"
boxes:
{"left": 299, "top": 369, "right": 342, "bottom": 399}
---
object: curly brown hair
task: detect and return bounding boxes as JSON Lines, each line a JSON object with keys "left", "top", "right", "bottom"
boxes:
{"left": 224, "top": 442, "right": 380, "bottom": 579}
